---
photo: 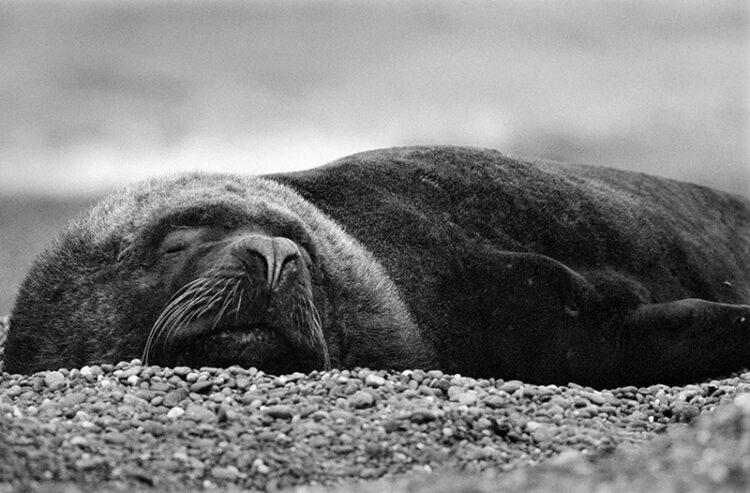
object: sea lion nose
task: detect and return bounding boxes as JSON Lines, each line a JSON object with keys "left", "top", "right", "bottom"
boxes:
{"left": 233, "top": 234, "right": 300, "bottom": 291}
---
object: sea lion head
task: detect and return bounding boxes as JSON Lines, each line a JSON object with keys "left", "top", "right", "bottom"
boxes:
{"left": 5, "top": 172, "right": 429, "bottom": 374}
{"left": 137, "top": 205, "right": 331, "bottom": 374}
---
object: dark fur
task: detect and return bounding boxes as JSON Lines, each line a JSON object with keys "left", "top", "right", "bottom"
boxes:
{"left": 5, "top": 146, "right": 750, "bottom": 387}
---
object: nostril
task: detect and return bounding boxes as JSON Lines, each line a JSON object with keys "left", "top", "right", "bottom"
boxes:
{"left": 233, "top": 235, "right": 272, "bottom": 273}
{"left": 269, "top": 237, "right": 300, "bottom": 290}
{"left": 279, "top": 250, "right": 299, "bottom": 271}
{"left": 232, "top": 234, "right": 300, "bottom": 291}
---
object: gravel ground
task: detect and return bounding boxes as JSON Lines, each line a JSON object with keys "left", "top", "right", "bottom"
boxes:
{"left": 294, "top": 392, "right": 750, "bottom": 493}
{"left": 2, "top": 316, "right": 750, "bottom": 492}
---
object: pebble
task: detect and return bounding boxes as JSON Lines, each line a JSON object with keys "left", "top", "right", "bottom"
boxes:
{"left": 172, "top": 367, "right": 191, "bottom": 377}
{"left": 499, "top": 381, "right": 522, "bottom": 393}
{"left": 75, "top": 458, "right": 105, "bottom": 471}
{"left": 672, "top": 401, "right": 701, "bottom": 422}
{"left": 581, "top": 390, "right": 606, "bottom": 405}
{"left": 59, "top": 392, "right": 87, "bottom": 408}
{"left": 103, "top": 432, "right": 128, "bottom": 444}
{"left": 184, "top": 403, "right": 215, "bottom": 421}
{"left": 483, "top": 395, "right": 506, "bottom": 409}
{"left": 115, "top": 366, "right": 141, "bottom": 380}
{"left": 166, "top": 407, "right": 185, "bottom": 419}
{"left": 409, "top": 408, "right": 439, "bottom": 423}
{"left": 69, "top": 436, "right": 88, "bottom": 447}
{"left": 308, "top": 436, "right": 331, "bottom": 447}
{"left": 44, "top": 371, "right": 66, "bottom": 391}
{"left": 329, "top": 409, "right": 354, "bottom": 422}
{"left": 6, "top": 385, "right": 22, "bottom": 397}
{"left": 348, "top": 390, "right": 375, "bottom": 408}
{"left": 122, "top": 394, "right": 148, "bottom": 408}
{"left": 190, "top": 380, "right": 215, "bottom": 393}
{"left": 265, "top": 404, "right": 294, "bottom": 420}
{"left": 211, "top": 465, "right": 244, "bottom": 480}
{"left": 449, "top": 389, "right": 478, "bottom": 405}
{"left": 142, "top": 422, "right": 166, "bottom": 436}
{"left": 365, "top": 374, "right": 386, "bottom": 387}
{"left": 253, "top": 458, "right": 271, "bottom": 475}
{"left": 163, "top": 389, "right": 189, "bottom": 407}
{"left": 383, "top": 419, "right": 404, "bottom": 432}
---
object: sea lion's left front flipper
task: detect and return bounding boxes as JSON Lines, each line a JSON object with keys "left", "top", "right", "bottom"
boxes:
{"left": 617, "top": 299, "right": 750, "bottom": 386}
{"left": 440, "top": 247, "right": 750, "bottom": 388}
{"left": 438, "top": 249, "right": 617, "bottom": 385}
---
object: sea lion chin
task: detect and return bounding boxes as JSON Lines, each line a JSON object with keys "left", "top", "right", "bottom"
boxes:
{"left": 5, "top": 146, "right": 750, "bottom": 388}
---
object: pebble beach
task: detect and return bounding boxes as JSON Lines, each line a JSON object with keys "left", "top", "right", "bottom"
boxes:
{"left": 3, "top": 316, "right": 750, "bottom": 492}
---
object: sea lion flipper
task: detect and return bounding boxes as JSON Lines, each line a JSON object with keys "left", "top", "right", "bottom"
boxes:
{"left": 619, "top": 299, "right": 750, "bottom": 385}
{"left": 443, "top": 248, "right": 750, "bottom": 387}
{"left": 440, "top": 249, "right": 602, "bottom": 383}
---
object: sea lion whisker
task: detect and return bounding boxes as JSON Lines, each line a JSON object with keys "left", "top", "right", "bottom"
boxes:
{"left": 222, "top": 281, "right": 242, "bottom": 324}
{"left": 211, "top": 288, "right": 236, "bottom": 332}
{"left": 145, "top": 280, "right": 202, "bottom": 343}
{"left": 163, "top": 280, "right": 233, "bottom": 346}
{"left": 234, "top": 288, "right": 245, "bottom": 324}
{"left": 144, "top": 276, "right": 224, "bottom": 363}
{"left": 152, "top": 277, "right": 239, "bottom": 361}
{"left": 149, "top": 279, "right": 215, "bottom": 344}
{"left": 160, "top": 304, "right": 204, "bottom": 351}
{"left": 144, "top": 310, "right": 178, "bottom": 364}
{"left": 153, "top": 297, "right": 213, "bottom": 362}
{"left": 188, "top": 289, "right": 223, "bottom": 321}
{"left": 303, "top": 293, "right": 329, "bottom": 369}
{"left": 226, "top": 279, "right": 241, "bottom": 309}
{"left": 194, "top": 282, "right": 231, "bottom": 319}
{"left": 165, "top": 286, "right": 222, "bottom": 334}
{"left": 286, "top": 290, "right": 329, "bottom": 370}
{"left": 160, "top": 297, "right": 203, "bottom": 335}
{"left": 158, "top": 292, "right": 203, "bottom": 329}
{"left": 151, "top": 276, "right": 241, "bottom": 363}
{"left": 145, "top": 277, "right": 208, "bottom": 329}
{"left": 217, "top": 279, "right": 243, "bottom": 319}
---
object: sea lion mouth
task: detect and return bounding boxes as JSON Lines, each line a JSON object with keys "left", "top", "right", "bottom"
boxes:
{"left": 172, "top": 321, "right": 325, "bottom": 374}
{"left": 141, "top": 268, "right": 331, "bottom": 372}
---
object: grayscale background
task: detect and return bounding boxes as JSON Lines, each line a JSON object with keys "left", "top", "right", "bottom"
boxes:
{"left": 0, "top": 0, "right": 748, "bottom": 315}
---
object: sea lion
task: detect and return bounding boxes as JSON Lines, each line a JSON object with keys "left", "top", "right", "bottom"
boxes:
{"left": 4, "top": 146, "right": 750, "bottom": 388}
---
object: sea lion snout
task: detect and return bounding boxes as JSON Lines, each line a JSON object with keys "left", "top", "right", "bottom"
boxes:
{"left": 135, "top": 224, "right": 331, "bottom": 371}
{"left": 230, "top": 234, "right": 301, "bottom": 292}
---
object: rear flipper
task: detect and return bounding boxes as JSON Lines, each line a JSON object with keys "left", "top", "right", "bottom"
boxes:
{"left": 618, "top": 299, "right": 750, "bottom": 386}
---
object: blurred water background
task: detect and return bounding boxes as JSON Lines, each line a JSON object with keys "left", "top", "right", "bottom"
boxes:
{"left": 0, "top": 0, "right": 748, "bottom": 315}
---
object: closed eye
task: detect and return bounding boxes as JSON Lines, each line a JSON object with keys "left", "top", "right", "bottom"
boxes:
{"left": 160, "top": 227, "right": 202, "bottom": 255}
{"left": 163, "top": 241, "right": 187, "bottom": 254}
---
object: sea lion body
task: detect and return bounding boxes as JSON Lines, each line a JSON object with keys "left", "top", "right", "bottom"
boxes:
{"left": 5, "top": 146, "right": 750, "bottom": 387}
